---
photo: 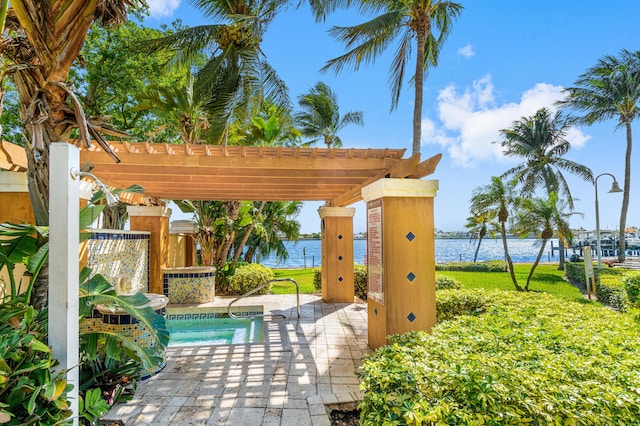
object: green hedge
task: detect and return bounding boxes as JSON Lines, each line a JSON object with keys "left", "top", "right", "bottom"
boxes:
{"left": 564, "top": 261, "right": 600, "bottom": 286}
{"left": 436, "top": 260, "right": 506, "bottom": 272}
{"left": 435, "top": 273, "right": 462, "bottom": 290}
{"left": 598, "top": 273, "right": 630, "bottom": 312}
{"left": 359, "top": 290, "right": 640, "bottom": 425}
{"left": 354, "top": 264, "right": 368, "bottom": 300}
{"left": 228, "top": 263, "right": 274, "bottom": 295}
{"left": 625, "top": 273, "right": 640, "bottom": 305}
{"left": 435, "top": 289, "right": 493, "bottom": 322}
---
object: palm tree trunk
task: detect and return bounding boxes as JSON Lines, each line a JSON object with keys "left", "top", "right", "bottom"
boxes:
{"left": 473, "top": 237, "right": 483, "bottom": 263}
{"left": 501, "top": 222, "right": 522, "bottom": 291}
{"left": 232, "top": 201, "right": 266, "bottom": 267}
{"left": 558, "top": 237, "right": 565, "bottom": 271}
{"left": 618, "top": 121, "right": 632, "bottom": 262}
{"left": 412, "top": 28, "right": 426, "bottom": 157}
{"left": 526, "top": 239, "right": 548, "bottom": 291}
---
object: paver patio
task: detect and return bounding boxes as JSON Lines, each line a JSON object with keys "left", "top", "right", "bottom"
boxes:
{"left": 104, "top": 294, "right": 370, "bottom": 425}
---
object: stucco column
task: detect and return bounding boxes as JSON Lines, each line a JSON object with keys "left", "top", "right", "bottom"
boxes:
{"left": 318, "top": 206, "right": 356, "bottom": 303}
{"left": 362, "top": 178, "right": 438, "bottom": 349}
{"left": 0, "top": 171, "right": 35, "bottom": 223}
{"left": 127, "top": 205, "right": 171, "bottom": 294}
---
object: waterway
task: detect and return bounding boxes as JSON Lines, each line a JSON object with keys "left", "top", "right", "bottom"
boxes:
{"left": 259, "top": 238, "right": 570, "bottom": 268}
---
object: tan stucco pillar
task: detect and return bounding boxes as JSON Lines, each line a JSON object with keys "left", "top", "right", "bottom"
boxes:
{"left": 318, "top": 206, "right": 355, "bottom": 303}
{"left": 0, "top": 171, "right": 35, "bottom": 224}
{"left": 362, "top": 178, "right": 438, "bottom": 349}
{"left": 127, "top": 205, "right": 171, "bottom": 294}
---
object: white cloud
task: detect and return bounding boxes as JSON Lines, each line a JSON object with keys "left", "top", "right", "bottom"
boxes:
{"left": 422, "top": 75, "right": 590, "bottom": 166}
{"left": 457, "top": 44, "right": 475, "bottom": 58}
{"left": 146, "top": 0, "right": 180, "bottom": 18}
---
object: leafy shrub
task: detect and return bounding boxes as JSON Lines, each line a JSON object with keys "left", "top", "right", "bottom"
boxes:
{"left": 598, "top": 274, "right": 630, "bottom": 312}
{"left": 354, "top": 264, "right": 368, "bottom": 300}
{"left": 564, "top": 261, "right": 600, "bottom": 286}
{"left": 435, "top": 289, "right": 493, "bottom": 322}
{"left": 0, "top": 301, "right": 73, "bottom": 424}
{"left": 359, "top": 291, "right": 640, "bottom": 425}
{"left": 436, "top": 260, "right": 506, "bottom": 272}
{"left": 435, "top": 273, "right": 461, "bottom": 290}
{"left": 228, "top": 263, "right": 275, "bottom": 295}
{"left": 313, "top": 268, "right": 321, "bottom": 291}
{"left": 625, "top": 273, "right": 640, "bottom": 305}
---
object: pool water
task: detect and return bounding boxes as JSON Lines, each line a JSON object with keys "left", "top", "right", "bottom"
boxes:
{"left": 167, "top": 313, "right": 264, "bottom": 347}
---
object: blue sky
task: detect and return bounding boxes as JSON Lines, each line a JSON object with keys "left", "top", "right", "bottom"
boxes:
{"left": 146, "top": 1, "right": 640, "bottom": 235}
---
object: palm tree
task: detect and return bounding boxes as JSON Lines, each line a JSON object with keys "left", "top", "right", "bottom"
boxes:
{"left": 146, "top": 0, "right": 290, "bottom": 145}
{"left": 469, "top": 177, "right": 522, "bottom": 291}
{"left": 497, "top": 107, "right": 593, "bottom": 270}
{"left": 0, "top": 1, "right": 144, "bottom": 309}
{"left": 465, "top": 209, "right": 498, "bottom": 263}
{"left": 322, "top": 0, "right": 463, "bottom": 156}
{"left": 133, "top": 73, "right": 210, "bottom": 144}
{"left": 242, "top": 201, "right": 302, "bottom": 264}
{"left": 513, "top": 194, "right": 574, "bottom": 290}
{"left": 295, "top": 81, "right": 364, "bottom": 148}
{"left": 558, "top": 49, "right": 640, "bottom": 262}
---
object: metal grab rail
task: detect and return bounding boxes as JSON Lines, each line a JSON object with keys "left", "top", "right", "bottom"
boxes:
{"left": 227, "top": 278, "right": 300, "bottom": 320}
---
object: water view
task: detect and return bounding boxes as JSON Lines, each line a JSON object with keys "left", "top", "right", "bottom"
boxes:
{"left": 260, "top": 238, "right": 570, "bottom": 268}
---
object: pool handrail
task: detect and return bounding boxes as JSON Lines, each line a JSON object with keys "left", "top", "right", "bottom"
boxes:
{"left": 227, "top": 278, "right": 300, "bottom": 320}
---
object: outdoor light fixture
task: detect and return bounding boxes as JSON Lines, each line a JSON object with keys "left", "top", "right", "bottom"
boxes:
{"left": 594, "top": 173, "right": 623, "bottom": 269}
{"left": 70, "top": 168, "right": 120, "bottom": 208}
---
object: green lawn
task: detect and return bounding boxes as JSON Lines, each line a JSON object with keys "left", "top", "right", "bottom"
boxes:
{"left": 439, "top": 263, "right": 588, "bottom": 303}
{"left": 271, "top": 264, "right": 589, "bottom": 303}
{"left": 272, "top": 268, "right": 317, "bottom": 294}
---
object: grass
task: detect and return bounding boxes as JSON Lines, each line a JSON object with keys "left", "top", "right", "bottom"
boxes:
{"left": 440, "top": 264, "right": 588, "bottom": 303}
{"left": 270, "top": 264, "right": 589, "bottom": 303}
{"left": 271, "top": 268, "right": 318, "bottom": 294}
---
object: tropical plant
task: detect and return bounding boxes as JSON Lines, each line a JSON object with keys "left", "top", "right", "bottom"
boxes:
{"left": 294, "top": 81, "right": 363, "bottom": 148}
{"left": 464, "top": 208, "right": 498, "bottom": 263}
{"left": 146, "top": 0, "right": 290, "bottom": 145}
{"left": 558, "top": 49, "right": 640, "bottom": 262}
{"left": 512, "top": 193, "right": 576, "bottom": 290}
{"left": 73, "top": 20, "right": 190, "bottom": 143}
{"left": 0, "top": 301, "right": 74, "bottom": 424}
{"left": 469, "top": 177, "right": 521, "bottom": 290}
{"left": 133, "top": 72, "right": 210, "bottom": 144}
{"left": 242, "top": 201, "right": 302, "bottom": 264}
{"left": 496, "top": 107, "right": 593, "bottom": 270}
{"left": 322, "top": 0, "right": 463, "bottom": 155}
{"left": 0, "top": 1, "right": 146, "bottom": 312}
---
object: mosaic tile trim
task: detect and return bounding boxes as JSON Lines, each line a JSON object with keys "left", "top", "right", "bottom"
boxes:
{"left": 166, "top": 311, "right": 262, "bottom": 321}
{"left": 163, "top": 272, "right": 216, "bottom": 279}
{"left": 89, "top": 233, "right": 150, "bottom": 240}
{"left": 101, "top": 307, "right": 166, "bottom": 326}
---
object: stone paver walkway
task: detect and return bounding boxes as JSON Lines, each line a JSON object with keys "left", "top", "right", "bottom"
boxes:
{"left": 104, "top": 294, "right": 370, "bottom": 425}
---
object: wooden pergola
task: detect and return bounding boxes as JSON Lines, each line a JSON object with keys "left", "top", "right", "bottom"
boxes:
{"left": 79, "top": 142, "right": 441, "bottom": 206}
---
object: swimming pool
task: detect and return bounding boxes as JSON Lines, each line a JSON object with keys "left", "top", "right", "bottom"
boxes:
{"left": 166, "top": 307, "right": 264, "bottom": 347}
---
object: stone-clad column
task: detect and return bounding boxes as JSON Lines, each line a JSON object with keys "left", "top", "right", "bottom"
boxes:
{"left": 362, "top": 179, "right": 438, "bottom": 349}
{"left": 127, "top": 205, "right": 171, "bottom": 294}
{"left": 318, "top": 206, "right": 355, "bottom": 303}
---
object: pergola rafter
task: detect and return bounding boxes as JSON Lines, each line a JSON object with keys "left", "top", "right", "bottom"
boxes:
{"left": 79, "top": 142, "right": 441, "bottom": 206}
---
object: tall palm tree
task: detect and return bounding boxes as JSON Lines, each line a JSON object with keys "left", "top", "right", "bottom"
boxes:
{"left": 0, "top": 1, "right": 143, "bottom": 309}
{"left": 465, "top": 209, "right": 498, "bottom": 263}
{"left": 470, "top": 176, "right": 522, "bottom": 291}
{"left": 513, "top": 193, "right": 574, "bottom": 290}
{"left": 322, "top": 0, "right": 463, "bottom": 156}
{"left": 497, "top": 107, "right": 593, "bottom": 270}
{"left": 295, "top": 81, "right": 364, "bottom": 148}
{"left": 147, "top": 0, "right": 290, "bottom": 145}
{"left": 558, "top": 49, "right": 640, "bottom": 262}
